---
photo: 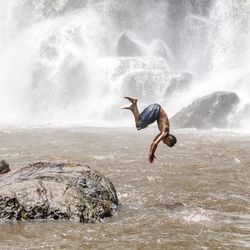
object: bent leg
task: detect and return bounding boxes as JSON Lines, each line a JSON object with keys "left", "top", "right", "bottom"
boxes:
{"left": 122, "top": 96, "right": 141, "bottom": 129}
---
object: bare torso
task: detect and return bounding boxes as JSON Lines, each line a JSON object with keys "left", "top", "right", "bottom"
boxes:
{"left": 157, "top": 107, "right": 169, "bottom": 135}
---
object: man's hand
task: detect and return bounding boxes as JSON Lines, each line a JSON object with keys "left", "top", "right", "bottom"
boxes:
{"left": 148, "top": 153, "right": 156, "bottom": 163}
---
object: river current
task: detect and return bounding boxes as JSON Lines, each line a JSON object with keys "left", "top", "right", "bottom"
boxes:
{"left": 0, "top": 127, "right": 249, "bottom": 249}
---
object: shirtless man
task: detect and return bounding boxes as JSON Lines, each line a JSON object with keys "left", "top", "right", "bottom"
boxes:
{"left": 122, "top": 96, "right": 177, "bottom": 163}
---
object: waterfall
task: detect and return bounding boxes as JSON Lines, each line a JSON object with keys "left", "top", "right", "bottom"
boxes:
{"left": 0, "top": 0, "right": 249, "bottom": 129}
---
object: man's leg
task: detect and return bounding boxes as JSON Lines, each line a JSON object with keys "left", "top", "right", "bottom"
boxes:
{"left": 121, "top": 96, "right": 141, "bottom": 128}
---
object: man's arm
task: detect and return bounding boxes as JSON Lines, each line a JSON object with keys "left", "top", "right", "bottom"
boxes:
{"left": 150, "top": 133, "right": 161, "bottom": 149}
{"left": 148, "top": 131, "right": 168, "bottom": 163}
{"left": 148, "top": 133, "right": 161, "bottom": 163}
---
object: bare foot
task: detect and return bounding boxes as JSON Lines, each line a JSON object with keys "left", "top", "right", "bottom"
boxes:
{"left": 121, "top": 104, "right": 133, "bottom": 110}
{"left": 124, "top": 96, "right": 137, "bottom": 104}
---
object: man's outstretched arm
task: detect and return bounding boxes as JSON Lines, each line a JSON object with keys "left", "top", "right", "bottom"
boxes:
{"left": 148, "top": 133, "right": 161, "bottom": 163}
{"left": 148, "top": 131, "right": 167, "bottom": 163}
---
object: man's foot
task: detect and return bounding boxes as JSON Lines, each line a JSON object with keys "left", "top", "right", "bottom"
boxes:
{"left": 124, "top": 96, "right": 137, "bottom": 104}
{"left": 121, "top": 104, "right": 133, "bottom": 110}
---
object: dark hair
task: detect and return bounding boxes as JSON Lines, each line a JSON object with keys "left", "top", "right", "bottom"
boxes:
{"left": 168, "top": 134, "right": 177, "bottom": 147}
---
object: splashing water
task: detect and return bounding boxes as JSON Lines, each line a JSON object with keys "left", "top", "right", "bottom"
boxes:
{"left": 0, "top": 0, "right": 250, "bottom": 129}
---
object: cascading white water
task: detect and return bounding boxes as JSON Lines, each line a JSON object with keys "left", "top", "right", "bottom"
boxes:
{"left": 0, "top": 0, "right": 249, "bottom": 129}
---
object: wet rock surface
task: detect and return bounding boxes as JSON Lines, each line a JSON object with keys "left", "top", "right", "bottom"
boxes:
{"left": 0, "top": 162, "right": 119, "bottom": 223}
{"left": 171, "top": 91, "right": 240, "bottom": 129}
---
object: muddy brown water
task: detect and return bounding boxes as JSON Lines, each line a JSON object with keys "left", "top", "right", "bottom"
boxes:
{"left": 0, "top": 127, "right": 249, "bottom": 249}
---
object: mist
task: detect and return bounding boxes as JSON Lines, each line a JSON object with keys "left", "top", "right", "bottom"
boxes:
{"left": 0, "top": 0, "right": 249, "bottom": 129}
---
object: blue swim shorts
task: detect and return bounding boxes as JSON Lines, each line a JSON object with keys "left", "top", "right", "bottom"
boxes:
{"left": 137, "top": 103, "right": 161, "bottom": 130}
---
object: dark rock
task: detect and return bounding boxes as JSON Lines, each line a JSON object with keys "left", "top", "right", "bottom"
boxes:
{"left": 0, "top": 162, "right": 119, "bottom": 223}
{"left": 117, "top": 31, "right": 144, "bottom": 57}
{"left": 0, "top": 160, "right": 10, "bottom": 174}
{"left": 171, "top": 91, "right": 240, "bottom": 129}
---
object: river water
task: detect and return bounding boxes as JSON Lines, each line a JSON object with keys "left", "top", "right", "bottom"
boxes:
{"left": 0, "top": 127, "right": 249, "bottom": 249}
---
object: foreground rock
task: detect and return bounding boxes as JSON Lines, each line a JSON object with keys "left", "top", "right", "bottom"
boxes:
{"left": 0, "top": 162, "right": 119, "bottom": 223}
{"left": 171, "top": 91, "right": 240, "bottom": 129}
{"left": 0, "top": 160, "right": 10, "bottom": 174}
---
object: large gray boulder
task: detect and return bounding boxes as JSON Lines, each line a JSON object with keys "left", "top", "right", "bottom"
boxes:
{"left": 171, "top": 91, "right": 240, "bottom": 129}
{"left": 0, "top": 162, "right": 119, "bottom": 223}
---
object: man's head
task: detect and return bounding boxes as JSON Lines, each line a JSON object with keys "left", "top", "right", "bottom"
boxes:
{"left": 163, "top": 134, "right": 177, "bottom": 147}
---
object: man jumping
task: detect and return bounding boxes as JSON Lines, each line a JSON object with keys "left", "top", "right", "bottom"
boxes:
{"left": 122, "top": 96, "right": 177, "bottom": 163}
